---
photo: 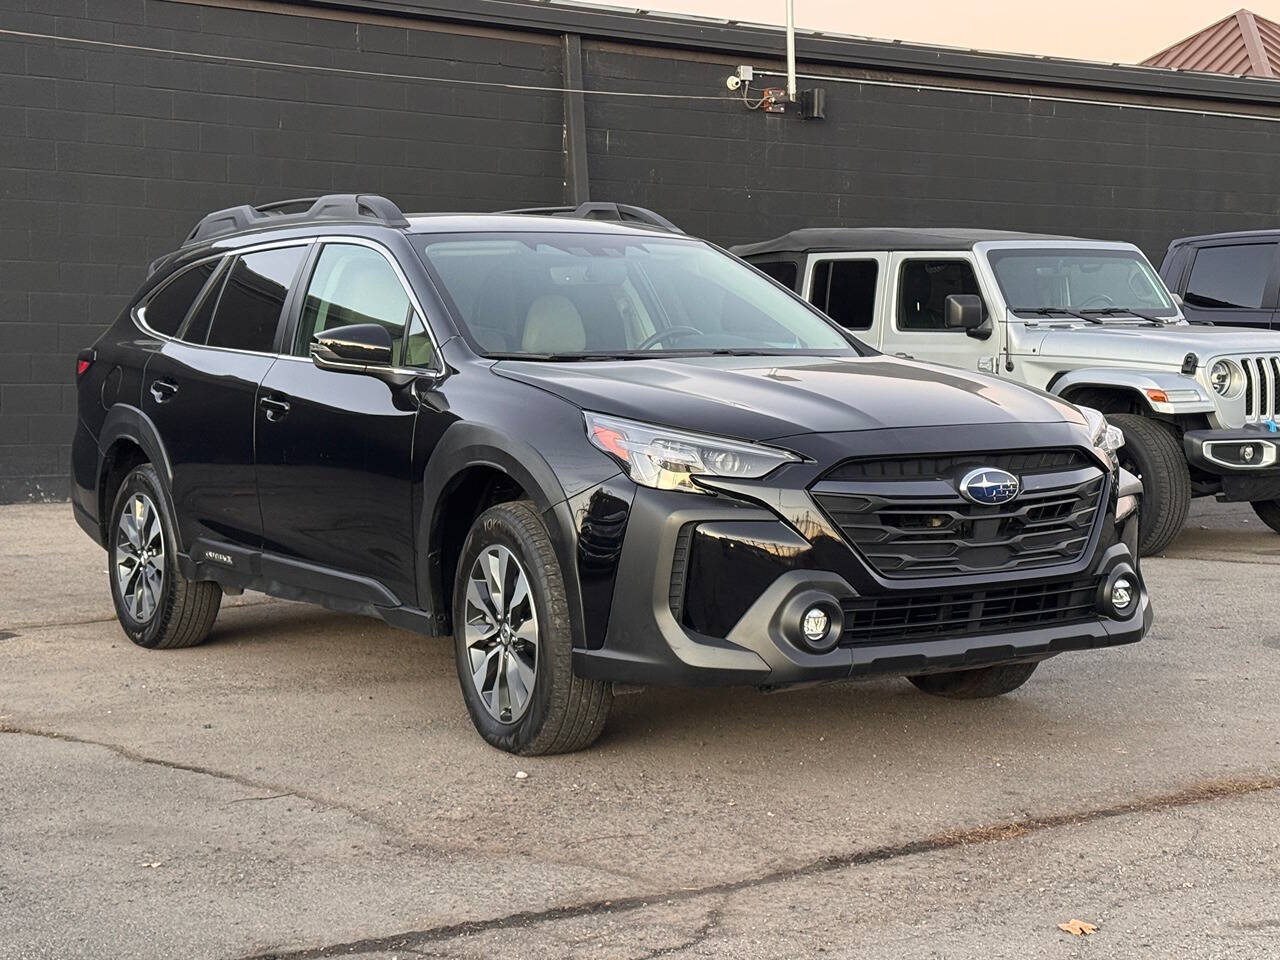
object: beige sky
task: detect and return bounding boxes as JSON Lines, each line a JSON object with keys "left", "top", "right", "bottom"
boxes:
{"left": 595, "top": 1, "right": 1280, "bottom": 63}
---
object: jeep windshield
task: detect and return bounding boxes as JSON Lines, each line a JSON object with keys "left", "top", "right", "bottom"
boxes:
{"left": 989, "top": 248, "right": 1177, "bottom": 321}
{"left": 417, "top": 233, "right": 859, "bottom": 358}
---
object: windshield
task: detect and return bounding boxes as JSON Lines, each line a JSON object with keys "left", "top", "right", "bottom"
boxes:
{"left": 988, "top": 248, "right": 1176, "bottom": 318}
{"left": 417, "top": 233, "right": 857, "bottom": 358}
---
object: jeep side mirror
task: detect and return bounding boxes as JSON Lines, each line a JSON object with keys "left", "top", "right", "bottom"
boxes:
{"left": 312, "top": 323, "right": 394, "bottom": 369}
{"left": 944, "top": 294, "right": 992, "bottom": 340}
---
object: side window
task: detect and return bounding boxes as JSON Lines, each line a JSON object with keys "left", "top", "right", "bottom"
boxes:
{"left": 205, "top": 247, "right": 307, "bottom": 352}
{"left": 753, "top": 260, "right": 798, "bottom": 290}
{"left": 141, "top": 260, "right": 218, "bottom": 337}
{"left": 809, "top": 259, "right": 878, "bottom": 331}
{"left": 296, "top": 244, "right": 423, "bottom": 367}
{"left": 1185, "top": 243, "right": 1276, "bottom": 309}
{"left": 898, "top": 260, "right": 982, "bottom": 331}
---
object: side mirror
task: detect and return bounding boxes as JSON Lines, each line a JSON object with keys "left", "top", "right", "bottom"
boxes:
{"left": 312, "top": 323, "right": 393, "bottom": 369}
{"left": 944, "top": 294, "right": 992, "bottom": 340}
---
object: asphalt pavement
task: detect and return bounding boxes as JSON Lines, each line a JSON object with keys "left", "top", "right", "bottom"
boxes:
{"left": 1, "top": 498, "right": 1278, "bottom": 959}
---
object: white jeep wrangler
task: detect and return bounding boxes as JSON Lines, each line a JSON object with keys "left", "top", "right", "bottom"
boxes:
{"left": 734, "top": 229, "right": 1280, "bottom": 554}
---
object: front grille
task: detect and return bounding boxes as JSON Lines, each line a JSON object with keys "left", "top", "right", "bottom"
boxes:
{"left": 1242, "top": 355, "right": 1280, "bottom": 422}
{"left": 840, "top": 577, "right": 1098, "bottom": 647}
{"left": 813, "top": 452, "right": 1106, "bottom": 577}
{"left": 824, "top": 448, "right": 1088, "bottom": 481}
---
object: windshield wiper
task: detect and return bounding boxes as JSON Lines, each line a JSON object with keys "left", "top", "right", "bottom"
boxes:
{"left": 1081, "top": 307, "right": 1170, "bottom": 323}
{"left": 488, "top": 351, "right": 646, "bottom": 362}
{"left": 1014, "top": 307, "right": 1104, "bottom": 324}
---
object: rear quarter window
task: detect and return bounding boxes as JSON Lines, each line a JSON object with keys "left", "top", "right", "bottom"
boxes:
{"left": 140, "top": 261, "right": 218, "bottom": 337}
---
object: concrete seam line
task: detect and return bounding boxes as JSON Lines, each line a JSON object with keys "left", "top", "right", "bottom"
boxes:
{"left": 0, "top": 723, "right": 430, "bottom": 856}
{"left": 231, "top": 773, "right": 1280, "bottom": 960}
{"left": 0, "top": 723, "right": 649, "bottom": 884}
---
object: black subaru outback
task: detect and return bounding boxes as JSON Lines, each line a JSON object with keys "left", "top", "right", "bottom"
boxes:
{"left": 71, "top": 195, "right": 1150, "bottom": 753}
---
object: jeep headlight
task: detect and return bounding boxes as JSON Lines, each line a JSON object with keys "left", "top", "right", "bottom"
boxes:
{"left": 585, "top": 412, "right": 799, "bottom": 492}
{"left": 1079, "top": 405, "right": 1124, "bottom": 472}
{"left": 1209, "top": 359, "right": 1245, "bottom": 399}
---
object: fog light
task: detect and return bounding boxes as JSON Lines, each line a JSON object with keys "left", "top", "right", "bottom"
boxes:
{"left": 801, "top": 607, "right": 831, "bottom": 643}
{"left": 1109, "top": 576, "right": 1137, "bottom": 616}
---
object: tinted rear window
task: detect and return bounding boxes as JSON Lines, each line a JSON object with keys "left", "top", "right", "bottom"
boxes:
{"left": 142, "top": 261, "right": 217, "bottom": 336}
{"left": 1185, "top": 243, "right": 1275, "bottom": 310}
{"left": 205, "top": 247, "right": 307, "bottom": 352}
{"left": 810, "top": 259, "right": 878, "bottom": 331}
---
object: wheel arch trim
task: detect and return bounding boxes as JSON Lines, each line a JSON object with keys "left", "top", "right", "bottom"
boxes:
{"left": 418, "top": 422, "right": 589, "bottom": 647}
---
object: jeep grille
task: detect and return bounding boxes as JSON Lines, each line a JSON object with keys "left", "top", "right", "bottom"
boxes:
{"left": 1242, "top": 356, "right": 1280, "bottom": 422}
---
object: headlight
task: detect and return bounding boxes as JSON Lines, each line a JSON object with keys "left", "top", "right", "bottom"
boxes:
{"left": 1209, "top": 359, "right": 1244, "bottom": 399}
{"left": 1078, "top": 405, "right": 1124, "bottom": 471}
{"left": 584, "top": 412, "right": 799, "bottom": 492}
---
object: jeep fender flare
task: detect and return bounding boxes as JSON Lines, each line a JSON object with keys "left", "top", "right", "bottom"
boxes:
{"left": 1047, "top": 368, "right": 1215, "bottom": 416}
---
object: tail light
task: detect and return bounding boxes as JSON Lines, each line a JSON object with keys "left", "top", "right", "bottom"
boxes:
{"left": 76, "top": 348, "right": 95, "bottom": 378}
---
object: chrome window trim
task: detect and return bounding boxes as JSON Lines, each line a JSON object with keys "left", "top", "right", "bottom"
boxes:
{"left": 133, "top": 237, "right": 316, "bottom": 358}
{"left": 296, "top": 235, "right": 444, "bottom": 375}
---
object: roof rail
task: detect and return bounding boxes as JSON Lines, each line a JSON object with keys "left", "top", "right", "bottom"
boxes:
{"left": 182, "top": 193, "right": 409, "bottom": 247}
{"left": 497, "top": 201, "right": 683, "bottom": 234}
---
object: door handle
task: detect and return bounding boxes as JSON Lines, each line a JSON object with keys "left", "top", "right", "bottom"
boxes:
{"left": 894, "top": 352, "right": 915, "bottom": 360}
{"left": 149, "top": 379, "right": 178, "bottom": 403}
{"left": 259, "top": 394, "right": 291, "bottom": 422}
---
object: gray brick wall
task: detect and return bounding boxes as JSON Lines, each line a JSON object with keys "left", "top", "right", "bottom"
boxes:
{"left": 582, "top": 46, "right": 1280, "bottom": 257}
{"left": 0, "top": 0, "right": 564, "bottom": 500}
{"left": 5, "top": 0, "right": 1280, "bottom": 501}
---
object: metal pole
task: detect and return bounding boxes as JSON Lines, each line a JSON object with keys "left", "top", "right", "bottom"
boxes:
{"left": 785, "top": 0, "right": 797, "bottom": 100}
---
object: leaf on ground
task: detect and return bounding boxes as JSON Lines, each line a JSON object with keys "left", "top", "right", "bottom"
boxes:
{"left": 1058, "top": 919, "right": 1098, "bottom": 936}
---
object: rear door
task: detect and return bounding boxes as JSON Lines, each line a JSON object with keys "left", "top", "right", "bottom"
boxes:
{"left": 143, "top": 242, "right": 310, "bottom": 550}
{"left": 879, "top": 252, "right": 1002, "bottom": 373}
{"left": 254, "top": 238, "right": 436, "bottom": 605}
{"left": 1179, "top": 240, "right": 1279, "bottom": 329}
{"left": 802, "top": 253, "right": 887, "bottom": 347}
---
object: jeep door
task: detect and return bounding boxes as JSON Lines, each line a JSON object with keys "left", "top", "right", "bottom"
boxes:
{"left": 142, "top": 242, "right": 310, "bottom": 550}
{"left": 254, "top": 238, "right": 437, "bottom": 605}
{"left": 879, "top": 253, "right": 1002, "bottom": 374}
{"left": 801, "top": 253, "right": 887, "bottom": 348}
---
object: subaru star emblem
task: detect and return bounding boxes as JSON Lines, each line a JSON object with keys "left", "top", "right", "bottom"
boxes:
{"left": 959, "top": 467, "right": 1020, "bottom": 506}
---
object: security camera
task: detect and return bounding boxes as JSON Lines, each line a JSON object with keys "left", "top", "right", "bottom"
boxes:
{"left": 726, "top": 75, "right": 742, "bottom": 91}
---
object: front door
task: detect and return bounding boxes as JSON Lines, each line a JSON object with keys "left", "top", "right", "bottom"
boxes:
{"left": 143, "top": 243, "right": 309, "bottom": 550}
{"left": 880, "top": 253, "right": 1002, "bottom": 374}
{"left": 255, "top": 240, "right": 438, "bottom": 605}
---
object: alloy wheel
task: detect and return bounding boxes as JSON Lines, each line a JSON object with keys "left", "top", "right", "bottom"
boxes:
{"left": 463, "top": 544, "right": 539, "bottom": 723}
{"left": 115, "top": 492, "right": 165, "bottom": 623}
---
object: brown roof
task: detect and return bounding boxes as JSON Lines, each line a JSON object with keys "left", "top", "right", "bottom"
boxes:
{"left": 1142, "top": 9, "right": 1280, "bottom": 78}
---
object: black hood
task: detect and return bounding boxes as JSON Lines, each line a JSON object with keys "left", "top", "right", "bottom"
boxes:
{"left": 493, "top": 355, "right": 1084, "bottom": 442}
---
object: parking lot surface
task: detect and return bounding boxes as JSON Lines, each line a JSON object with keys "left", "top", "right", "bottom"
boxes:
{"left": 2, "top": 499, "right": 1278, "bottom": 959}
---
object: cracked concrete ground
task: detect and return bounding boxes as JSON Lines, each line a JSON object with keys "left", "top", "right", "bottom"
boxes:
{"left": 1, "top": 499, "right": 1278, "bottom": 959}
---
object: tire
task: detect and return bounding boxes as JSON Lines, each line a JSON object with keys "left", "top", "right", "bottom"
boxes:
{"left": 108, "top": 463, "right": 222, "bottom": 649}
{"left": 1252, "top": 499, "right": 1280, "bottom": 534}
{"left": 908, "top": 661, "right": 1039, "bottom": 699}
{"left": 1107, "top": 413, "right": 1191, "bottom": 556}
{"left": 452, "top": 500, "right": 612, "bottom": 755}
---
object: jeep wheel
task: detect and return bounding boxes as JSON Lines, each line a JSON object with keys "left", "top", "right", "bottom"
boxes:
{"left": 453, "top": 500, "right": 612, "bottom": 755}
{"left": 1251, "top": 499, "right": 1280, "bottom": 534}
{"left": 109, "top": 463, "right": 222, "bottom": 649}
{"left": 908, "top": 661, "right": 1039, "bottom": 698}
{"left": 1107, "top": 413, "right": 1190, "bottom": 556}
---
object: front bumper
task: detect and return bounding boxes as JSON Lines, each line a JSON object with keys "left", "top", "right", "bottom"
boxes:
{"left": 1184, "top": 426, "right": 1280, "bottom": 501}
{"left": 574, "top": 480, "right": 1150, "bottom": 689}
